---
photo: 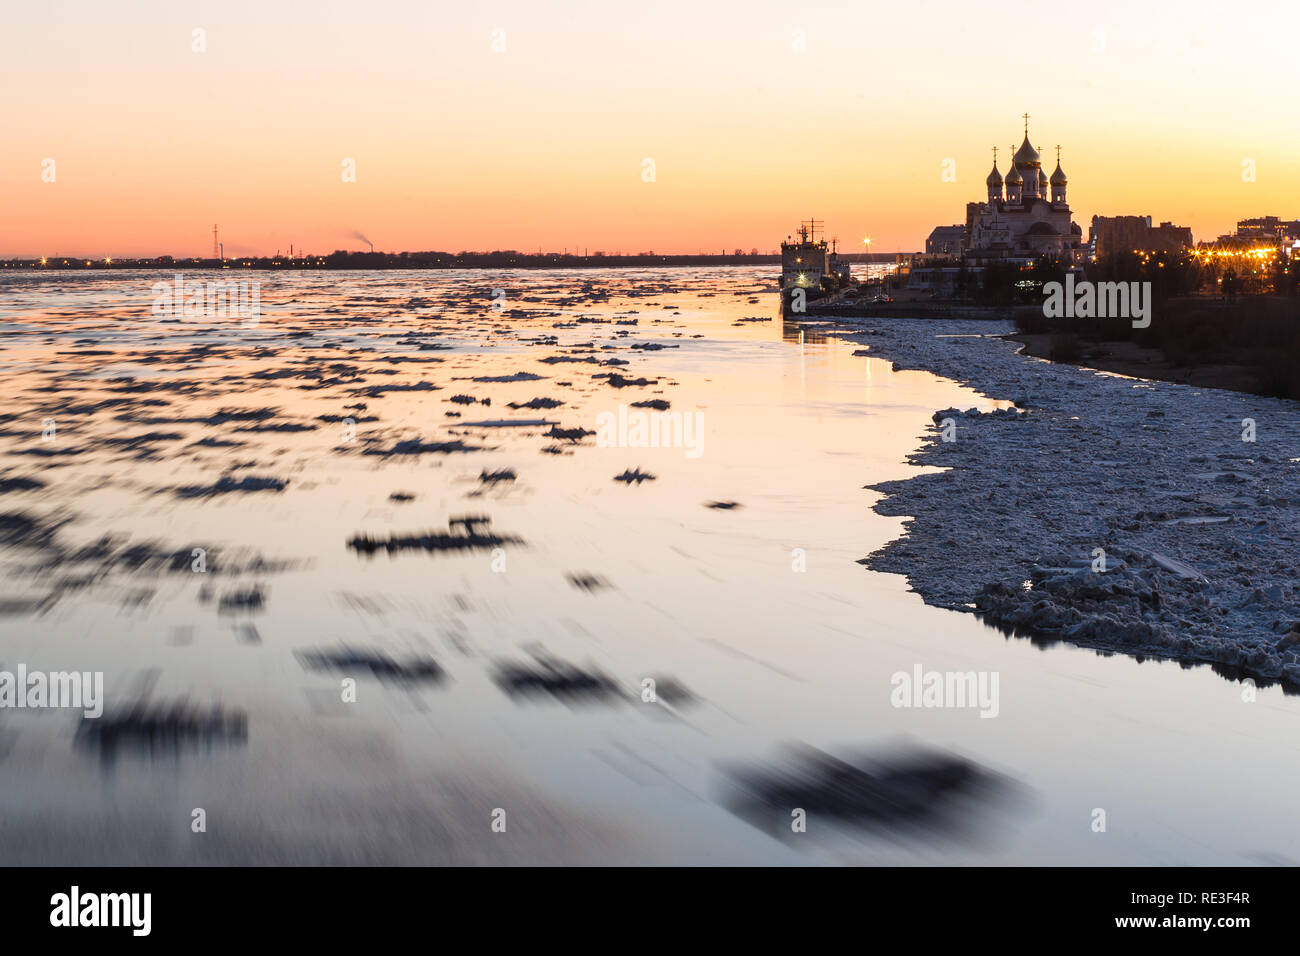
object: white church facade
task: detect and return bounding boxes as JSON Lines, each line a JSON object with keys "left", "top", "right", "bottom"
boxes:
{"left": 963, "top": 118, "right": 1084, "bottom": 263}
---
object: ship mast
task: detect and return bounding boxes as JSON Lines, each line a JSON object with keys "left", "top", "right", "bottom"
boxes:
{"left": 800, "top": 218, "right": 824, "bottom": 244}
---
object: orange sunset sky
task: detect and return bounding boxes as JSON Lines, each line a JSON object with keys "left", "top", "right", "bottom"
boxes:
{"left": 2, "top": 0, "right": 1297, "bottom": 258}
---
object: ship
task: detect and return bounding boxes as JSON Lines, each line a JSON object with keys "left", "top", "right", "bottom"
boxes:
{"left": 780, "top": 219, "right": 850, "bottom": 310}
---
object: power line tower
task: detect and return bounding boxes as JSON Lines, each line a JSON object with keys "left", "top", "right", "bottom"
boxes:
{"left": 212, "top": 224, "right": 219, "bottom": 259}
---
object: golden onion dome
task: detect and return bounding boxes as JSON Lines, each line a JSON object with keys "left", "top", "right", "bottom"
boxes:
{"left": 1013, "top": 134, "right": 1041, "bottom": 167}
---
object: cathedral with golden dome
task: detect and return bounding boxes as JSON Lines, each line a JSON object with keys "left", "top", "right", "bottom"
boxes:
{"left": 963, "top": 117, "right": 1084, "bottom": 263}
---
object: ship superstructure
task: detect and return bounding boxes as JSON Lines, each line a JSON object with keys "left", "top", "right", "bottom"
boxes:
{"left": 780, "top": 219, "right": 849, "bottom": 307}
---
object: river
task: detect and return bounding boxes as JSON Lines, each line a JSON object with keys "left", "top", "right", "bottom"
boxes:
{"left": 0, "top": 266, "right": 1296, "bottom": 864}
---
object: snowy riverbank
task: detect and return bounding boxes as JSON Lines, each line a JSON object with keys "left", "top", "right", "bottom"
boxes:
{"left": 842, "top": 318, "right": 1300, "bottom": 687}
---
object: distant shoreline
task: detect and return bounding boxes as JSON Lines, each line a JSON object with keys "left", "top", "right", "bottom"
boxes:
{"left": 0, "top": 251, "right": 913, "bottom": 272}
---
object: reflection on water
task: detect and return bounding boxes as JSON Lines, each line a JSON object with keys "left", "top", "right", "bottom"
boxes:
{"left": 781, "top": 316, "right": 836, "bottom": 345}
{"left": 1, "top": 267, "right": 1299, "bottom": 865}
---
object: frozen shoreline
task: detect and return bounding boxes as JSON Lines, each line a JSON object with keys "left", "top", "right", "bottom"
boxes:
{"left": 839, "top": 317, "right": 1300, "bottom": 687}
